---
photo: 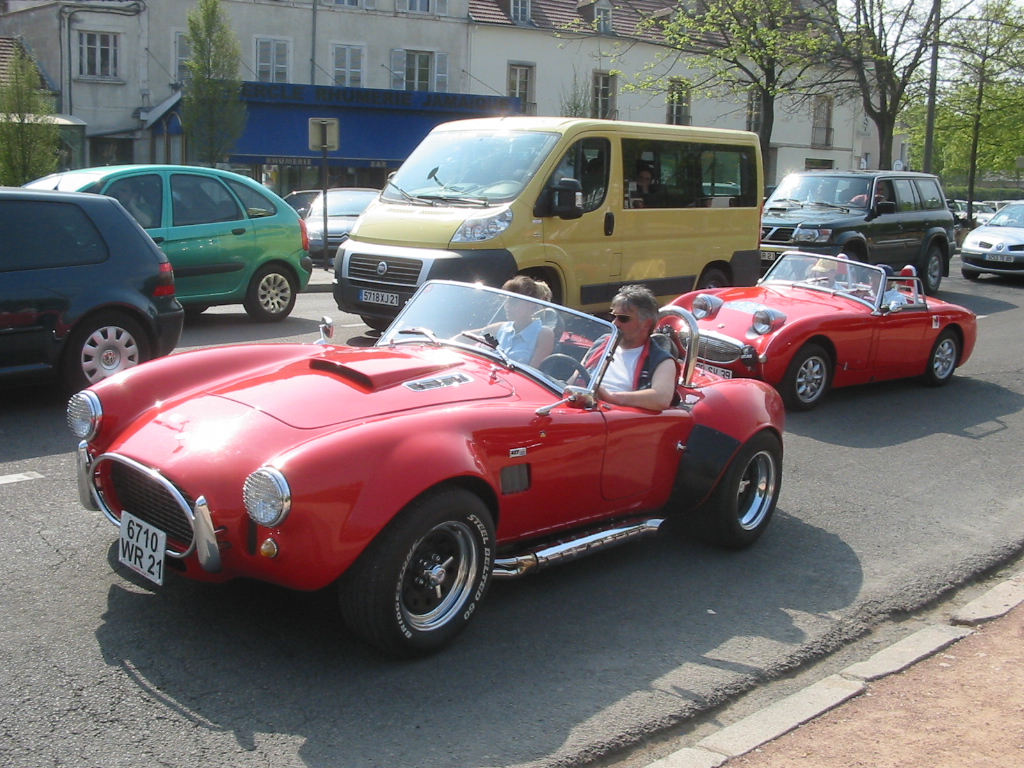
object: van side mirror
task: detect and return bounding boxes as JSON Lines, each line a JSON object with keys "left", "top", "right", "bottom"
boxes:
{"left": 535, "top": 177, "right": 584, "bottom": 220}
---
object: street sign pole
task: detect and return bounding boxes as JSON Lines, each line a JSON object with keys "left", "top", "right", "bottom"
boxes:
{"left": 309, "top": 118, "right": 339, "bottom": 268}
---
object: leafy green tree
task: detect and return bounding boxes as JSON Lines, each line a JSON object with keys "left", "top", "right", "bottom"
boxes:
{"left": 640, "top": 0, "right": 844, "bottom": 172}
{"left": 0, "top": 45, "right": 60, "bottom": 186}
{"left": 822, "top": 0, "right": 976, "bottom": 170}
{"left": 182, "top": 0, "right": 246, "bottom": 166}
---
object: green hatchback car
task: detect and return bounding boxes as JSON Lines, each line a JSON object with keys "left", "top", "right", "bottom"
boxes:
{"left": 26, "top": 165, "right": 312, "bottom": 322}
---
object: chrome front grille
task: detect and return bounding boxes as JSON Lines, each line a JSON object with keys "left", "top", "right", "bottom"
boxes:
{"left": 697, "top": 333, "right": 744, "bottom": 364}
{"left": 348, "top": 254, "right": 422, "bottom": 286}
{"left": 108, "top": 460, "right": 195, "bottom": 550}
{"left": 762, "top": 226, "right": 796, "bottom": 244}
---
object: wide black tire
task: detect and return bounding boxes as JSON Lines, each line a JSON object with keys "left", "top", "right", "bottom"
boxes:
{"left": 780, "top": 342, "right": 832, "bottom": 411}
{"left": 686, "top": 431, "right": 782, "bottom": 549}
{"left": 243, "top": 264, "right": 296, "bottom": 322}
{"left": 920, "top": 244, "right": 944, "bottom": 295}
{"left": 338, "top": 487, "right": 495, "bottom": 657}
{"left": 696, "top": 267, "right": 729, "bottom": 290}
{"left": 60, "top": 311, "right": 151, "bottom": 393}
{"left": 921, "top": 329, "right": 959, "bottom": 387}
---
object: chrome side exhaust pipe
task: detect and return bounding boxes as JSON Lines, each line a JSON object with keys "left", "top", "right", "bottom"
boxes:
{"left": 492, "top": 517, "right": 665, "bottom": 579}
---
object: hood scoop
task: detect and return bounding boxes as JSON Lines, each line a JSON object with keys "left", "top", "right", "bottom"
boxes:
{"left": 308, "top": 352, "right": 463, "bottom": 392}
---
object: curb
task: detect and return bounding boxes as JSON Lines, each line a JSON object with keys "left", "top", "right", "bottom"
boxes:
{"left": 643, "top": 570, "right": 1024, "bottom": 768}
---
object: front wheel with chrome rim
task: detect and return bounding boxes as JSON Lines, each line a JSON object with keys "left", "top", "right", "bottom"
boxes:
{"left": 338, "top": 487, "right": 494, "bottom": 657}
{"left": 921, "top": 328, "right": 960, "bottom": 387}
{"left": 686, "top": 431, "right": 782, "bottom": 549}
{"left": 780, "top": 342, "right": 832, "bottom": 411}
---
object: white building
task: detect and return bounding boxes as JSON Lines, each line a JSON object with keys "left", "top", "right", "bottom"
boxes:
{"left": 0, "top": 0, "right": 895, "bottom": 192}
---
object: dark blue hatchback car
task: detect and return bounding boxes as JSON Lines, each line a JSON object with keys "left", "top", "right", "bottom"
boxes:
{"left": 0, "top": 187, "right": 184, "bottom": 392}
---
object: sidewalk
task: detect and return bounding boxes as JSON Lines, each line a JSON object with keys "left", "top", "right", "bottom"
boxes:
{"left": 646, "top": 571, "right": 1024, "bottom": 768}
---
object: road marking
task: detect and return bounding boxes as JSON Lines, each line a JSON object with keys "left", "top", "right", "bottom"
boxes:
{"left": 0, "top": 471, "right": 44, "bottom": 486}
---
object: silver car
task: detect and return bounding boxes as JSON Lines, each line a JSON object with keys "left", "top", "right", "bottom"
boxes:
{"left": 960, "top": 202, "right": 1024, "bottom": 280}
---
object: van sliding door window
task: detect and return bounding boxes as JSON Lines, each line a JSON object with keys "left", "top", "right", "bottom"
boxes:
{"left": 622, "top": 138, "right": 757, "bottom": 209}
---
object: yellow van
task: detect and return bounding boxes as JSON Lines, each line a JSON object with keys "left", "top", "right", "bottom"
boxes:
{"left": 334, "top": 117, "right": 762, "bottom": 329}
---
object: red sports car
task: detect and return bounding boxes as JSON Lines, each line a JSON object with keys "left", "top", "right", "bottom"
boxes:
{"left": 668, "top": 251, "right": 978, "bottom": 410}
{"left": 69, "top": 280, "right": 784, "bottom": 656}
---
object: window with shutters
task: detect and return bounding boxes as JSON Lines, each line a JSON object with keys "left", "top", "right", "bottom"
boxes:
{"left": 390, "top": 49, "right": 448, "bottom": 92}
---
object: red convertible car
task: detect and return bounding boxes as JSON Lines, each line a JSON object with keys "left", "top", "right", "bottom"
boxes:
{"left": 69, "top": 281, "right": 784, "bottom": 656}
{"left": 669, "top": 251, "right": 978, "bottom": 410}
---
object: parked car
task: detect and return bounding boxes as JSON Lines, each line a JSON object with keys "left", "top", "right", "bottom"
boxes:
{"left": 669, "top": 251, "right": 977, "bottom": 411}
{"left": 25, "top": 165, "right": 312, "bottom": 322}
{"left": 304, "top": 187, "right": 379, "bottom": 268}
{"left": 947, "top": 199, "right": 996, "bottom": 227}
{"left": 960, "top": 202, "right": 1024, "bottom": 281}
{"left": 1, "top": 187, "right": 183, "bottom": 392}
{"left": 760, "top": 170, "right": 956, "bottom": 294}
{"left": 68, "top": 279, "right": 785, "bottom": 656}
{"left": 282, "top": 188, "right": 319, "bottom": 218}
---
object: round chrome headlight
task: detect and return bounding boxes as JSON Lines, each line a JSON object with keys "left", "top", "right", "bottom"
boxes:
{"left": 243, "top": 468, "right": 291, "bottom": 527}
{"left": 67, "top": 390, "right": 102, "bottom": 441}
{"left": 751, "top": 308, "right": 786, "bottom": 335}
{"left": 691, "top": 293, "right": 723, "bottom": 319}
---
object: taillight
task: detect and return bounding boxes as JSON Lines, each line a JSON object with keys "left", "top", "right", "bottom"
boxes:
{"left": 299, "top": 217, "right": 310, "bottom": 252}
{"left": 153, "top": 261, "right": 176, "bottom": 297}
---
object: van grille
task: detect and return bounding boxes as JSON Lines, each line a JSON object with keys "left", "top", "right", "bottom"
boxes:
{"left": 348, "top": 254, "right": 422, "bottom": 286}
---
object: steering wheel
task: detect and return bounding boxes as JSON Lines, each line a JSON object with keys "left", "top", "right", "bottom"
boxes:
{"left": 538, "top": 354, "right": 591, "bottom": 385}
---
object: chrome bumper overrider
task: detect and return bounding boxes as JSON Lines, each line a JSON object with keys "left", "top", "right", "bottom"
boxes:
{"left": 76, "top": 444, "right": 222, "bottom": 573}
{"left": 492, "top": 517, "right": 664, "bottom": 579}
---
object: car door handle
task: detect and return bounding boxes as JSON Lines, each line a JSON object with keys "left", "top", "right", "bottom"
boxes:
{"left": 231, "top": 228, "right": 247, "bottom": 236}
{"left": 151, "top": 236, "right": 164, "bottom": 244}
{"left": 604, "top": 211, "right": 615, "bottom": 236}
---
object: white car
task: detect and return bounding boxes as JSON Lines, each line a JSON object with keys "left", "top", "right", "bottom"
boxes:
{"left": 960, "top": 202, "right": 1024, "bottom": 280}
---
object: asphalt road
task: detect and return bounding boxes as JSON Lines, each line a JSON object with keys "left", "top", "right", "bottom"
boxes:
{"left": 2, "top": 261, "right": 1023, "bottom": 768}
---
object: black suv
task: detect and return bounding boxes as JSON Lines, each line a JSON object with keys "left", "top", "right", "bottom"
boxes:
{"left": 760, "top": 171, "right": 956, "bottom": 294}
{"left": 0, "top": 188, "right": 184, "bottom": 392}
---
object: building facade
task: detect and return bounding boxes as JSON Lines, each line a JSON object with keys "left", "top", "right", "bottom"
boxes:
{"left": 0, "top": 0, "right": 901, "bottom": 193}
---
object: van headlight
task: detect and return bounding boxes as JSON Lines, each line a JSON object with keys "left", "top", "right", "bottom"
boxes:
{"left": 452, "top": 208, "right": 513, "bottom": 243}
{"left": 67, "top": 390, "right": 102, "bottom": 441}
{"left": 244, "top": 468, "right": 291, "bottom": 527}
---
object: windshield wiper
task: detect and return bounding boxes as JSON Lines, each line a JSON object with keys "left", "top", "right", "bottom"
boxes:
{"left": 414, "top": 193, "right": 490, "bottom": 207}
{"left": 459, "top": 331, "right": 515, "bottom": 367}
{"left": 807, "top": 201, "right": 851, "bottom": 211}
{"left": 386, "top": 179, "right": 432, "bottom": 206}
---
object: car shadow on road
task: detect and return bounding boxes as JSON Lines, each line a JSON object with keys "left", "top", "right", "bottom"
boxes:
{"left": 783, "top": 376, "right": 1024, "bottom": 450}
{"left": 94, "top": 511, "right": 863, "bottom": 768}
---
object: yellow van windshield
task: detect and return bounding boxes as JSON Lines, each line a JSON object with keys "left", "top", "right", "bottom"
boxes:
{"left": 384, "top": 130, "right": 561, "bottom": 206}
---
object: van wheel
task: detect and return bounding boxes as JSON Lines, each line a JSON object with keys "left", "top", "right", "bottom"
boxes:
{"left": 696, "top": 267, "right": 729, "bottom": 289}
{"left": 244, "top": 265, "right": 296, "bottom": 322}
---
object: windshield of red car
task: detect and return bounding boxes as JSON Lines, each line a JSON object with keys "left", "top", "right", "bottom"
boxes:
{"left": 762, "top": 252, "right": 887, "bottom": 308}
{"left": 377, "top": 281, "right": 616, "bottom": 392}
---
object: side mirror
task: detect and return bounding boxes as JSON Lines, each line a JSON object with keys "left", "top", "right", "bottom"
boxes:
{"left": 536, "top": 177, "right": 584, "bottom": 220}
{"left": 876, "top": 200, "right": 897, "bottom": 215}
{"left": 316, "top": 316, "right": 334, "bottom": 344}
